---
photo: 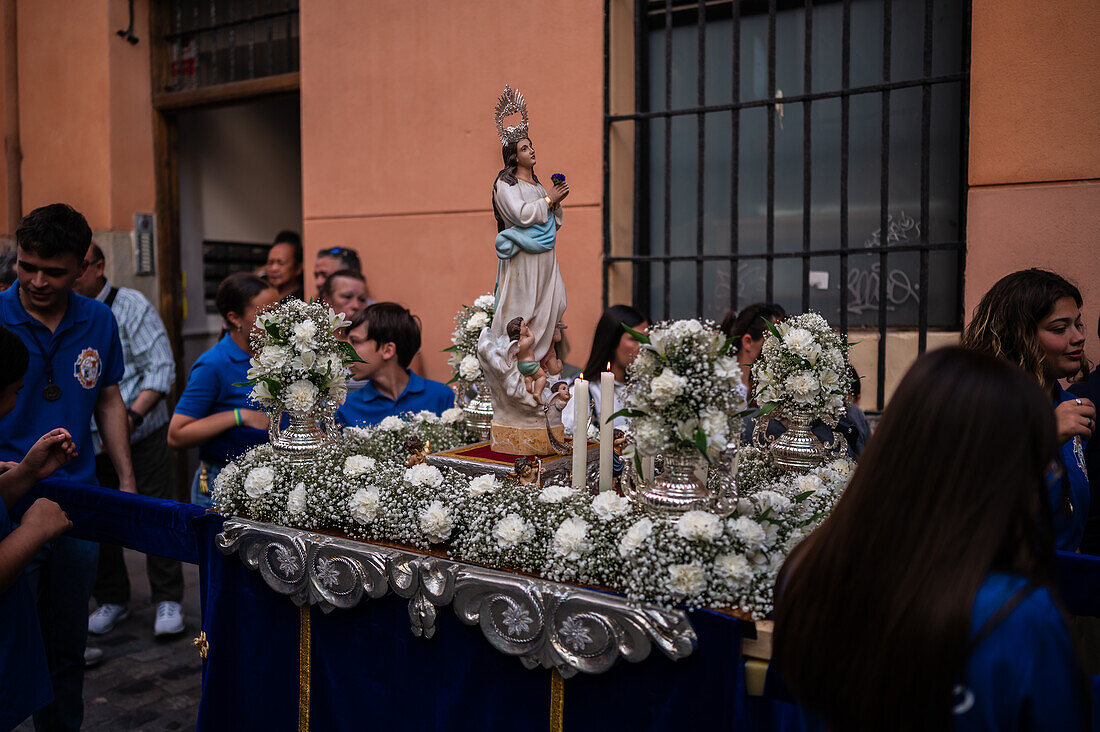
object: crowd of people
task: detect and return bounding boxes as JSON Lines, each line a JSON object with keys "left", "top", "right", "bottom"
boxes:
{"left": 0, "top": 201, "right": 1096, "bottom": 730}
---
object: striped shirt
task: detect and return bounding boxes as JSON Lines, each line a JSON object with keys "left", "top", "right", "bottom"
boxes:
{"left": 90, "top": 280, "right": 176, "bottom": 448}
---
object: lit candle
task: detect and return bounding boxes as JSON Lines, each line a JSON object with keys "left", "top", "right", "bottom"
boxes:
{"left": 599, "top": 364, "right": 615, "bottom": 492}
{"left": 571, "top": 374, "right": 589, "bottom": 490}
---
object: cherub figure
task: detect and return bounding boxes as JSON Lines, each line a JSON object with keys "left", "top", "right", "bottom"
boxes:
{"left": 539, "top": 321, "right": 567, "bottom": 377}
{"left": 545, "top": 380, "right": 571, "bottom": 413}
{"left": 512, "top": 456, "right": 544, "bottom": 487}
{"left": 507, "top": 316, "right": 548, "bottom": 405}
{"left": 404, "top": 436, "right": 427, "bottom": 467}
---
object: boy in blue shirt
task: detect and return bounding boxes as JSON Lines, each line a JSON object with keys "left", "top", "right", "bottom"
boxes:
{"left": 337, "top": 303, "right": 454, "bottom": 427}
{"left": 0, "top": 203, "right": 133, "bottom": 731}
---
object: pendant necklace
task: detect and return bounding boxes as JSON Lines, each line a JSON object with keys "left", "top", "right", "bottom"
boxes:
{"left": 25, "top": 326, "right": 63, "bottom": 401}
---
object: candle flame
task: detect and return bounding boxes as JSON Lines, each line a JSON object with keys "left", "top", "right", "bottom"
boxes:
{"left": 579, "top": 372, "right": 584, "bottom": 380}
{"left": 605, "top": 361, "right": 611, "bottom": 371}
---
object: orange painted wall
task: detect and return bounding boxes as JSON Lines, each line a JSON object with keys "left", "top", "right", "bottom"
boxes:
{"left": 969, "top": 0, "right": 1100, "bottom": 186}
{"left": 15, "top": 0, "right": 154, "bottom": 232}
{"left": 299, "top": 1, "right": 604, "bottom": 381}
{"left": 966, "top": 0, "right": 1100, "bottom": 367}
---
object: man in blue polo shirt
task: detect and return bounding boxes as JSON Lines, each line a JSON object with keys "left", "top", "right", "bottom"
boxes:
{"left": 336, "top": 302, "right": 454, "bottom": 427}
{"left": 0, "top": 203, "right": 134, "bottom": 732}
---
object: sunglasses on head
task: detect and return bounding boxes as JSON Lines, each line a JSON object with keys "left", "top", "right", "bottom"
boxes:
{"left": 319, "top": 247, "right": 360, "bottom": 262}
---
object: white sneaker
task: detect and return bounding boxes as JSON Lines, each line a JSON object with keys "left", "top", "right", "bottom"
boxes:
{"left": 154, "top": 601, "right": 185, "bottom": 636}
{"left": 88, "top": 603, "right": 129, "bottom": 635}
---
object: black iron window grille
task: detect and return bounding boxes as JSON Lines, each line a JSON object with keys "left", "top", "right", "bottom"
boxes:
{"left": 164, "top": 0, "right": 299, "bottom": 92}
{"left": 602, "top": 0, "right": 971, "bottom": 409}
{"left": 202, "top": 240, "right": 271, "bottom": 313}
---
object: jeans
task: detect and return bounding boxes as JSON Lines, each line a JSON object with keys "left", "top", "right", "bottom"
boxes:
{"left": 190, "top": 461, "right": 221, "bottom": 510}
{"left": 24, "top": 535, "right": 99, "bottom": 732}
{"left": 93, "top": 426, "right": 184, "bottom": 605}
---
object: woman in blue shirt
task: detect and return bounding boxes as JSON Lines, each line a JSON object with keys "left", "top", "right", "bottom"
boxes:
{"left": 963, "top": 269, "right": 1093, "bottom": 551}
{"left": 168, "top": 273, "right": 279, "bottom": 507}
{"left": 773, "top": 348, "right": 1089, "bottom": 731}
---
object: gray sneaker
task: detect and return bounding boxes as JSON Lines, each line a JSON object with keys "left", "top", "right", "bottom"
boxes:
{"left": 84, "top": 647, "right": 104, "bottom": 668}
{"left": 88, "top": 603, "right": 129, "bottom": 635}
{"left": 154, "top": 601, "right": 185, "bottom": 636}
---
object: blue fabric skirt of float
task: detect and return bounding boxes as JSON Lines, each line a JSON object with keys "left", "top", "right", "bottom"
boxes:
{"left": 11, "top": 480, "right": 1100, "bottom": 731}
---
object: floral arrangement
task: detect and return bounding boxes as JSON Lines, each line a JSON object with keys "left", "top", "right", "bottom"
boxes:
{"left": 751, "top": 311, "right": 853, "bottom": 425}
{"left": 212, "top": 410, "right": 853, "bottom": 616}
{"left": 616, "top": 319, "right": 748, "bottom": 461}
{"left": 550, "top": 173, "right": 566, "bottom": 186}
{"left": 445, "top": 294, "right": 496, "bottom": 385}
{"left": 243, "top": 299, "right": 362, "bottom": 417}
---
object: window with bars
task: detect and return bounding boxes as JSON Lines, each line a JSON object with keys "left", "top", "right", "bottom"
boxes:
{"left": 603, "top": 0, "right": 971, "bottom": 406}
{"left": 164, "top": 0, "right": 299, "bottom": 92}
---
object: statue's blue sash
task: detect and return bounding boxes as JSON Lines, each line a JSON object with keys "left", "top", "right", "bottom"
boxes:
{"left": 493, "top": 216, "right": 558, "bottom": 307}
{"left": 494, "top": 216, "right": 557, "bottom": 260}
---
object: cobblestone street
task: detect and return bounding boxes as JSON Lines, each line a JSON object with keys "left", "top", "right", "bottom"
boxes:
{"left": 17, "top": 549, "right": 203, "bottom": 731}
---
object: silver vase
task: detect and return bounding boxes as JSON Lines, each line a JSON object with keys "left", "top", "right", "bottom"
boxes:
{"left": 754, "top": 406, "right": 828, "bottom": 472}
{"left": 626, "top": 450, "right": 710, "bottom": 515}
{"left": 463, "top": 376, "right": 493, "bottom": 441}
{"left": 270, "top": 407, "right": 332, "bottom": 466}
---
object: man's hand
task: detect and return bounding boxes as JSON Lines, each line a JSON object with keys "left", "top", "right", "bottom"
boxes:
{"left": 21, "top": 428, "right": 78, "bottom": 481}
{"left": 21, "top": 497, "right": 72, "bottom": 543}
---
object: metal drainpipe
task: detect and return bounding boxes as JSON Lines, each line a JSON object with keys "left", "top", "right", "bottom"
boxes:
{"left": 2, "top": 0, "right": 20, "bottom": 235}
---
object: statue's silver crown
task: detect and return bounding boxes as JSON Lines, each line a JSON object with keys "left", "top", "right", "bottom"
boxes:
{"left": 494, "top": 85, "right": 529, "bottom": 146}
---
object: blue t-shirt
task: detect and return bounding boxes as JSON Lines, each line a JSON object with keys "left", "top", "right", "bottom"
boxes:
{"left": 1051, "top": 383, "right": 1090, "bottom": 551}
{"left": 0, "top": 283, "right": 124, "bottom": 485}
{"left": 0, "top": 500, "right": 52, "bottom": 730}
{"left": 174, "top": 334, "right": 268, "bottom": 464}
{"left": 954, "top": 573, "right": 1087, "bottom": 731}
{"left": 336, "top": 371, "right": 454, "bottom": 427}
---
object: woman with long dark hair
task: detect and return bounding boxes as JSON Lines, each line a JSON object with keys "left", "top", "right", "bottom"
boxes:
{"left": 168, "top": 273, "right": 280, "bottom": 507}
{"left": 962, "top": 268, "right": 1093, "bottom": 551}
{"left": 561, "top": 304, "right": 647, "bottom": 434}
{"left": 774, "top": 347, "right": 1088, "bottom": 730}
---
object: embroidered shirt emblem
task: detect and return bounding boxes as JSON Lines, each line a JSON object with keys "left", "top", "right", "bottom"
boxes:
{"left": 1073, "top": 435, "right": 1087, "bottom": 475}
{"left": 74, "top": 347, "right": 102, "bottom": 389}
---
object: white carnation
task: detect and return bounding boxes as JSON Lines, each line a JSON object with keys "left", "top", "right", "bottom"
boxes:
{"left": 349, "top": 486, "right": 381, "bottom": 525}
{"left": 467, "top": 474, "right": 500, "bottom": 497}
{"left": 618, "top": 517, "right": 654, "bottom": 556}
{"left": 292, "top": 349, "right": 317, "bottom": 371}
{"left": 676, "top": 418, "right": 700, "bottom": 442}
{"left": 405, "top": 463, "right": 444, "bottom": 488}
{"left": 714, "top": 356, "right": 742, "bottom": 382}
{"left": 666, "top": 563, "right": 707, "bottom": 597}
{"left": 343, "top": 455, "right": 377, "bottom": 477}
{"left": 700, "top": 407, "right": 729, "bottom": 454}
{"left": 459, "top": 354, "right": 481, "bottom": 381}
{"left": 492, "top": 514, "right": 533, "bottom": 550}
{"left": 473, "top": 294, "right": 496, "bottom": 310}
{"left": 793, "top": 473, "right": 824, "bottom": 495}
{"left": 440, "top": 407, "right": 464, "bottom": 424}
{"left": 590, "top": 491, "right": 631, "bottom": 521}
{"left": 784, "top": 372, "right": 820, "bottom": 404}
{"left": 552, "top": 516, "right": 590, "bottom": 560}
{"left": 284, "top": 379, "right": 319, "bottom": 413}
{"left": 466, "top": 311, "right": 490, "bottom": 332}
{"left": 753, "top": 490, "right": 792, "bottom": 514}
{"left": 676, "top": 510, "right": 722, "bottom": 541}
{"left": 649, "top": 368, "right": 688, "bottom": 407}
{"left": 244, "top": 466, "right": 275, "bottom": 499}
{"left": 537, "top": 484, "right": 575, "bottom": 503}
{"left": 291, "top": 319, "right": 318, "bottom": 351}
{"left": 419, "top": 500, "right": 454, "bottom": 543}
{"left": 378, "top": 415, "right": 405, "bottom": 431}
{"left": 258, "top": 345, "right": 290, "bottom": 370}
{"left": 713, "top": 553, "right": 753, "bottom": 585}
{"left": 412, "top": 410, "right": 439, "bottom": 424}
{"left": 287, "top": 482, "right": 307, "bottom": 514}
{"left": 327, "top": 385, "right": 348, "bottom": 407}
{"left": 729, "top": 516, "right": 768, "bottom": 549}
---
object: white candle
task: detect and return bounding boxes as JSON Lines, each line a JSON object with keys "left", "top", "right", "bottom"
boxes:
{"left": 571, "top": 375, "right": 589, "bottom": 490}
{"left": 641, "top": 456, "right": 655, "bottom": 483}
{"left": 599, "top": 366, "right": 615, "bottom": 492}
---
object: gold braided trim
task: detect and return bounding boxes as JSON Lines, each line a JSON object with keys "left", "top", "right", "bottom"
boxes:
{"left": 299, "top": 604, "right": 311, "bottom": 731}
{"left": 550, "top": 668, "right": 564, "bottom": 732}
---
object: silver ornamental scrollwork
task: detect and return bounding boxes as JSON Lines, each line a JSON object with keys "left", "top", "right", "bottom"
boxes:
{"left": 218, "top": 518, "right": 697, "bottom": 676}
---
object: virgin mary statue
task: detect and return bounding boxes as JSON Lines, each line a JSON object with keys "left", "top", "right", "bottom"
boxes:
{"left": 477, "top": 86, "right": 571, "bottom": 454}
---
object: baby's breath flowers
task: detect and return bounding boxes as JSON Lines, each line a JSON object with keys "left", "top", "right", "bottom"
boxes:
{"left": 751, "top": 311, "right": 853, "bottom": 426}
{"left": 213, "top": 410, "right": 853, "bottom": 617}
{"left": 617, "top": 319, "right": 748, "bottom": 462}
{"left": 446, "top": 294, "right": 496, "bottom": 386}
